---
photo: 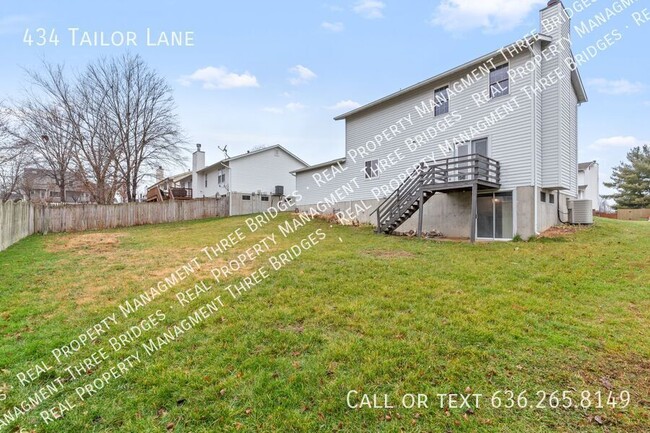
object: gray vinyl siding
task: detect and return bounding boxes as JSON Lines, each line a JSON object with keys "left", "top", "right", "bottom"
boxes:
{"left": 533, "top": 44, "right": 543, "bottom": 186}
{"left": 539, "top": 3, "right": 579, "bottom": 193}
{"left": 298, "top": 50, "right": 536, "bottom": 205}
{"left": 296, "top": 162, "right": 353, "bottom": 206}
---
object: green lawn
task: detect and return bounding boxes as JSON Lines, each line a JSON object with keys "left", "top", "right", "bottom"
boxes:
{"left": 0, "top": 215, "right": 648, "bottom": 432}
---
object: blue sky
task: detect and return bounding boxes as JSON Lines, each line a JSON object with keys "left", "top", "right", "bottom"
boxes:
{"left": 1, "top": 0, "right": 648, "bottom": 198}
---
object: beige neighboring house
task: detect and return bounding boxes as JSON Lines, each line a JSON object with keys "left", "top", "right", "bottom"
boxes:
{"left": 21, "top": 168, "right": 93, "bottom": 204}
{"left": 577, "top": 161, "right": 599, "bottom": 210}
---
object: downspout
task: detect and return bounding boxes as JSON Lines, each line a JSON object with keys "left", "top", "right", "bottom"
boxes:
{"left": 557, "top": 189, "right": 569, "bottom": 224}
{"left": 527, "top": 44, "right": 540, "bottom": 236}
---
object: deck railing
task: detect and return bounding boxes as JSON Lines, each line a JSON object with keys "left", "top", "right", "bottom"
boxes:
{"left": 372, "top": 154, "right": 500, "bottom": 233}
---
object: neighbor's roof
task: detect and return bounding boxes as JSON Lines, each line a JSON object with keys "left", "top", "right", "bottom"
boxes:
{"left": 197, "top": 144, "right": 308, "bottom": 174}
{"left": 334, "top": 33, "right": 587, "bottom": 121}
{"left": 291, "top": 157, "right": 347, "bottom": 174}
{"left": 578, "top": 161, "right": 597, "bottom": 171}
{"left": 172, "top": 171, "right": 192, "bottom": 182}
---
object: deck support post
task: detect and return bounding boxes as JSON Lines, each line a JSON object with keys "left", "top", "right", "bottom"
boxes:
{"left": 470, "top": 182, "right": 477, "bottom": 243}
{"left": 417, "top": 188, "right": 424, "bottom": 237}
{"left": 376, "top": 207, "right": 381, "bottom": 234}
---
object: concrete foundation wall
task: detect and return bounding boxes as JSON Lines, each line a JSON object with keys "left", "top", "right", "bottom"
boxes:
{"left": 399, "top": 192, "right": 472, "bottom": 237}
{"left": 296, "top": 187, "right": 575, "bottom": 240}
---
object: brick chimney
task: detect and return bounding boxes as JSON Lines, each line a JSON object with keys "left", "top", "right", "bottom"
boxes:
{"left": 155, "top": 166, "right": 164, "bottom": 182}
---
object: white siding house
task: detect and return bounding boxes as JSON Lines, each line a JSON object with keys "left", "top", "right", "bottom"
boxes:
{"left": 294, "top": 0, "right": 587, "bottom": 240}
{"left": 191, "top": 144, "right": 307, "bottom": 214}
{"left": 578, "top": 161, "right": 599, "bottom": 210}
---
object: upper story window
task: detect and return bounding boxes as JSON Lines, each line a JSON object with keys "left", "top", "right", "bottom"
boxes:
{"left": 364, "top": 160, "right": 379, "bottom": 179}
{"left": 204, "top": 176, "right": 208, "bottom": 188}
{"left": 217, "top": 170, "right": 226, "bottom": 185}
{"left": 434, "top": 86, "right": 449, "bottom": 116}
{"left": 489, "top": 64, "right": 509, "bottom": 98}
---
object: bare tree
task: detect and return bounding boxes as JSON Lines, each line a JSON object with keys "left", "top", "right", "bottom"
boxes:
{"left": 0, "top": 106, "right": 31, "bottom": 201}
{"left": 14, "top": 101, "right": 75, "bottom": 201}
{"left": 28, "top": 63, "right": 122, "bottom": 204}
{"left": 88, "top": 54, "right": 185, "bottom": 202}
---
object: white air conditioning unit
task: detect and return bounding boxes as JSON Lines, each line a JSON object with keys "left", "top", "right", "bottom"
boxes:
{"left": 569, "top": 199, "right": 593, "bottom": 224}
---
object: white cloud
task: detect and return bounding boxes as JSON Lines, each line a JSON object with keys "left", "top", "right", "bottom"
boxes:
{"left": 179, "top": 66, "right": 259, "bottom": 90}
{"left": 587, "top": 78, "right": 645, "bottom": 95}
{"left": 321, "top": 21, "right": 344, "bottom": 32}
{"left": 262, "top": 102, "right": 306, "bottom": 114}
{"left": 327, "top": 100, "right": 362, "bottom": 111}
{"left": 431, "top": 0, "right": 545, "bottom": 33}
{"left": 0, "top": 15, "right": 32, "bottom": 35}
{"left": 353, "top": 0, "right": 385, "bottom": 19}
{"left": 590, "top": 136, "right": 646, "bottom": 149}
{"left": 286, "top": 102, "right": 306, "bottom": 111}
{"left": 262, "top": 107, "right": 284, "bottom": 114}
{"left": 288, "top": 65, "right": 317, "bottom": 86}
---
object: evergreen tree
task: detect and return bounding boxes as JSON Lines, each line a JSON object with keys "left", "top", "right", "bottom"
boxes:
{"left": 604, "top": 145, "right": 650, "bottom": 209}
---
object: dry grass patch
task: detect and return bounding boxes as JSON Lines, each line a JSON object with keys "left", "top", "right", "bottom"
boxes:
{"left": 539, "top": 224, "right": 585, "bottom": 239}
{"left": 46, "top": 232, "right": 127, "bottom": 253}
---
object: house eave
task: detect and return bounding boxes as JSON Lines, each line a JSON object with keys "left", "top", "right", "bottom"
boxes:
{"left": 334, "top": 34, "right": 553, "bottom": 121}
{"left": 291, "top": 157, "right": 346, "bottom": 174}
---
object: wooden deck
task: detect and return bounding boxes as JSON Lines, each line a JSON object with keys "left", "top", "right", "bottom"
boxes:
{"left": 373, "top": 154, "right": 501, "bottom": 242}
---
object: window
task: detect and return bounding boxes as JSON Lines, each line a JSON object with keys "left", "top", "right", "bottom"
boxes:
{"left": 434, "top": 86, "right": 449, "bottom": 116}
{"left": 364, "top": 160, "right": 379, "bottom": 179}
{"left": 242, "top": 195, "right": 251, "bottom": 201}
{"left": 217, "top": 170, "right": 225, "bottom": 185}
{"left": 540, "top": 191, "right": 546, "bottom": 202}
{"left": 549, "top": 193, "right": 555, "bottom": 204}
{"left": 261, "top": 196, "right": 269, "bottom": 202}
{"left": 204, "top": 176, "right": 208, "bottom": 187}
{"left": 489, "top": 64, "right": 509, "bottom": 98}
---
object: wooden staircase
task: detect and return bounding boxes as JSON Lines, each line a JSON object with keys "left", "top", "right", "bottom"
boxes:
{"left": 373, "top": 154, "right": 501, "bottom": 237}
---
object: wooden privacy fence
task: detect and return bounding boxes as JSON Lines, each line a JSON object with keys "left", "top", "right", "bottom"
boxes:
{"left": 0, "top": 198, "right": 228, "bottom": 251}
{"left": 0, "top": 201, "right": 34, "bottom": 251}
{"left": 617, "top": 208, "right": 650, "bottom": 221}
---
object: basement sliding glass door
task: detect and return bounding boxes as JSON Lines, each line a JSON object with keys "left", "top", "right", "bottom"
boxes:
{"left": 477, "top": 192, "right": 513, "bottom": 239}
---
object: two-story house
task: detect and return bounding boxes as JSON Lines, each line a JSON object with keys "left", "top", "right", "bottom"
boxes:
{"left": 294, "top": 0, "right": 587, "bottom": 241}
{"left": 22, "top": 168, "right": 93, "bottom": 204}
{"left": 578, "top": 161, "right": 599, "bottom": 210}
{"left": 191, "top": 144, "right": 307, "bottom": 198}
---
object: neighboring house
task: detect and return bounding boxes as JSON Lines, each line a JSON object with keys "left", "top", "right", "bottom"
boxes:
{"left": 146, "top": 168, "right": 193, "bottom": 202}
{"left": 295, "top": 0, "right": 586, "bottom": 241}
{"left": 21, "top": 168, "right": 93, "bottom": 204}
{"left": 191, "top": 144, "right": 307, "bottom": 199}
{"left": 577, "top": 161, "right": 599, "bottom": 210}
{"left": 149, "top": 144, "right": 307, "bottom": 215}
